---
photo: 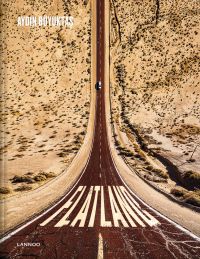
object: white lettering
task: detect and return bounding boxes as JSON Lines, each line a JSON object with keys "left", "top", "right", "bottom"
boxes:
{"left": 114, "top": 186, "right": 145, "bottom": 227}
{"left": 40, "top": 186, "right": 160, "bottom": 228}
{"left": 17, "top": 17, "right": 22, "bottom": 26}
{"left": 71, "top": 186, "right": 94, "bottom": 227}
{"left": 89, "top": 186, "right": 100, "bottom": 227}
{"left": 120, "top": 186, "right": 160, "bottom": 227}
{"left": 108, "top": 186, "right": 128, "bottom": 227}
{"left": 40, "top": 186, "right": 85, "bottom": 226}
{"left": 101, "top": 186, "right": 112, "bottom": 227}
{"left": 55, "top": 186, "right": 86, "bottom": 227}
{"left": 38, "top": 16, "right": 43, "bottom": 26}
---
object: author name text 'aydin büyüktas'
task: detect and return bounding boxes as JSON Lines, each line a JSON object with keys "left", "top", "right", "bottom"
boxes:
{"left": 17, "top": 16, "right": 74, "bottom": 27}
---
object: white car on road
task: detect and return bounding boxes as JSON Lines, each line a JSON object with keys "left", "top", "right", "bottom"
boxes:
{"left": 96, "top": 81, "right": 102, "bottom": 90}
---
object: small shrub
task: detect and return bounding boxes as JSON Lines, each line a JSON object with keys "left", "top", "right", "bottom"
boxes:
{"left": 11, "top": 175, "right": 34, "bottom": 184}
{"left": 134, "top": 154, "right": 142, "bottom": 159}
{"left": 33, "top": 171, "right": 56, "bottom": 182}
{"left": 170, "top": 187, "right": 187, "bottom": 197}
{"left": 72, "top": 147, "right": 79, "bottom": 151}
{"left": 0, "top": 187, "right": 12, "bottom": 194}
{"left": 15, "top": 185, "right": 32, "bottom": 192}
{"left": 183, "top": 193, "right": 200, "bottom": 207}
{"left": 34, "top": 174, "right": 47, "bottom": 182}
{"left": 152, "top": 168, "right": 168, "bottom": 179}
{"left": 171, "top": 187, "right": 200, "bottom": 207}
{"left": 144, "top": 175, "right": 167, "bottom": 183}
{"left": 118, "top": 146, "right": 134, "bottom": 157}
{"left": 145, "top": 165, "right": 154, "bottom": 171}
{"left": 57, "top": 152, "right": 66, "bottom": 157}
{"left": 42, "top": 172, "right": 56, "bottom": 178}
{"left": 153, "top": 176, "right": 167, "bottom": 183}
{"left": 183, "top": 171, "right": 200, "bottom": 188}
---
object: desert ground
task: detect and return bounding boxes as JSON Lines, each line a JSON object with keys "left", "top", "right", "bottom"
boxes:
{"left": 110, "top": 0, "right": 200, "bottom": 206}
{"left": 0, "top": 0, "right": 91, "bottom": 197}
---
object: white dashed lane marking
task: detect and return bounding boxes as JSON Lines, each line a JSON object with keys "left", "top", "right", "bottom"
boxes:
{"left": 98, "top": 233, "right": 104, "bottom": 259}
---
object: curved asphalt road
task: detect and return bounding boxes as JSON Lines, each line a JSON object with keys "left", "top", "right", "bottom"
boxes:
{"left": 1, "top": 0, "right": 200, "bottom": 258}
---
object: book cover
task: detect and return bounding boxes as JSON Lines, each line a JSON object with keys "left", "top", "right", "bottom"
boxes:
{"left": 0, "top": 0, "right": 200, "bottom": 258}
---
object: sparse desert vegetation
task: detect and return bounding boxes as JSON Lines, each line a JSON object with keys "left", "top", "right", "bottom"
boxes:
{"left": 171, "top": 187, "right": 200, "bottom": 207}
{"left": 110, "top": 0, "right": 200, "bottom": 206}
{"left": 0, "top": 187, "right": 12, "bottom": 195}
{"left": 0, "top": 0, "right": 91, "bottom": 197}
{"left": 0, "top": 171, "right": 58, "bottom": 197}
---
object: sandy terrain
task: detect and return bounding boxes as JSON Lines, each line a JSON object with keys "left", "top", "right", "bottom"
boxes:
{"left": 110, "top": 0, "right": 200, "bottom": 206}
{"left": 0, "top": 0, "right": 91, "bottom": 197}
{"left": 104, "top": 1, "right": 200, "bottom": 236}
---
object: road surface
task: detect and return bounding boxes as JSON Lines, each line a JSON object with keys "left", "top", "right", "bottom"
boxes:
{"left": 1, "top": 0, "right": 200, "bottom": 258}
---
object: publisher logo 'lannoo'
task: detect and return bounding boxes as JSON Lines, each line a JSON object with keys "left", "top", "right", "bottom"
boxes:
{"left": 17, "top": 243, "right": 41, "bottom": 247}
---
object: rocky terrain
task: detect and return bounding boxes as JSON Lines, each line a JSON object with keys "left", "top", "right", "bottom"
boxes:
{"left": 110, "top": 0, "right": 200, "bottom": 207}
{"left": 0, "top": 0, "right": 91, "bottom": 197}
